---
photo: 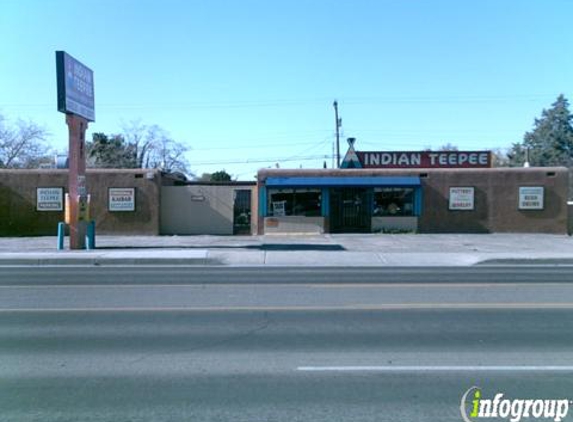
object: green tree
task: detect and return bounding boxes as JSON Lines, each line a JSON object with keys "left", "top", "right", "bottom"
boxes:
{"left": 87, "top": 133, "right": 136, "bottom": 168}
{"left": 209, "top": 170, "right": 232, "bottom": 182}
{"left": 508, "top": 95, "right": 573, "bottom": 167}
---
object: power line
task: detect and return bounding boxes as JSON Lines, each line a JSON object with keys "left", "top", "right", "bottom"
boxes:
{"left": 0, "top": 93, "right": 560, "bottom": 110}
{"left": 190, "top": 154, "right": 332, "bottom": 166}
{"left": 191, "top": 140, "right": 325, "bottom": 152}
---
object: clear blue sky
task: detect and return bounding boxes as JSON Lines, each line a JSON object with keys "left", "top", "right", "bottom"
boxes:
{"left": 1, "top": 0, "right": 572, "bottom": 179}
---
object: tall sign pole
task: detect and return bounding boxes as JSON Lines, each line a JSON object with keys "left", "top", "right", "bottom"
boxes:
{"left": 66, "top": 114, "right": 88, "bottom": 249}
{"left": 56, "top": 51, "right": 95, "bottom": 250}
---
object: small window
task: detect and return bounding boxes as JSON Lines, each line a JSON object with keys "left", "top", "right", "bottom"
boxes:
{"left": 268, "top": 189, "right": 321, "bottom": 217}
{"left": 546, "top": 172, "right": 556, "bottom": 177}
{"left": 373, "top": 188, "right": 415, "bottom": 216}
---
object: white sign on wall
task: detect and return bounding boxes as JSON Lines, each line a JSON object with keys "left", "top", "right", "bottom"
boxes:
{"left": 519, "top": 187, "right": 544, "bottom": 210}
{"left": 37, "top": 187, "right": 64, "bottom": 211}
{"left": 449, "top": 187, "right": 475, "bottom": 210}
{"left": 272, "top": 201, "right": 286, "bottom": 217}
{"left": 109, "top": 188, "right": 135, "bottom": 211}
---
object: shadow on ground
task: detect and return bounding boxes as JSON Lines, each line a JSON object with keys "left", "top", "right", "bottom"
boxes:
{"left": 95, "top": 244, "right": 347, "bottom": 251}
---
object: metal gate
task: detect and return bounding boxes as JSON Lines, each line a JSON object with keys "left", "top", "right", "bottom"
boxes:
{"left": 233, "top": 190, "right": 252, "bottom": 235}
{"left": 329, "top": 188, "right": 371, "bottom": 233}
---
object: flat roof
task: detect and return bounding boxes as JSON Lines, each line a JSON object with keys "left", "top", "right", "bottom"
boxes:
{"left": 265, "top": 176, "right": 421, "bottom": 187}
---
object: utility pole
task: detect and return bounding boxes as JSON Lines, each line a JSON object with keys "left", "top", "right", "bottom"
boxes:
{"left": 333, "top": 100, "right": 341, "bottom": 168}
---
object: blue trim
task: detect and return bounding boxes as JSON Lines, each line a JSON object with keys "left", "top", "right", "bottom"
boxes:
{"left": 259, "top": 187, "right": 267, "bottom": 217}
{"left": 321, "top": 188, "right": 330, "bottom": 217}
{"left": 265, "top": 176, "right": 421, "bottom": 187}
{"left": 414, "top": 187, "right": 423, "bottom": 216}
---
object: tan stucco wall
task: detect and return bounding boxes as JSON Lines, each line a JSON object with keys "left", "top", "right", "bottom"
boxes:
{"left": 0, "top": 169, "right": 161, "bottom": 236}
{"left": 372, "top": 217, "right": 418, "bottom": 232}
{"left": 263, "top": 216, "right": 325, "bottom": 234}
{"left": 418, "top": 168, "right": 568, "bottom": 233}
{"left": 160, "top": 185, "right": 256, "bottom": 235}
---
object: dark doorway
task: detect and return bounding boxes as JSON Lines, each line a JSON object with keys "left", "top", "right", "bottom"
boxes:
{"left": 233, "top": 190, "right": 252, "bottom": 235}
{"left": 330, "top": 188, "right": 371, "bottom": 233}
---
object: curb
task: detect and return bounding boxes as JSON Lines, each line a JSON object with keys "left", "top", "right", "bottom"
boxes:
{"left": 0, "top": 250, "right": 216, "bottom": 266}
{"left": 0, "top": 257, "right": 218, "bottom": 266}
{"left": 0, "top": 252, "right": 572, "bottom": 267}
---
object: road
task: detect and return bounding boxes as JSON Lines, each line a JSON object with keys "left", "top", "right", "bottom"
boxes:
{"left": 2, "top": 266, "right": 573, "bottom": 421}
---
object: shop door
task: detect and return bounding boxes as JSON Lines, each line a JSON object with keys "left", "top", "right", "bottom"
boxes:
{"left": 233, "top": 190, "right": 252, "bottom": 235}
{"left": 330, "top": 188, "right": 371, "bottom": 233}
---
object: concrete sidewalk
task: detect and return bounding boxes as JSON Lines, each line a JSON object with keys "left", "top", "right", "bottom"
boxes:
{"left": 0, "top": 233, "right": 572, "bottom": 266}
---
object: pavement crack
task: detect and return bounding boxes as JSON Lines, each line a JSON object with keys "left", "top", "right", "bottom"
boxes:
{"left": 128, "top": 313, "right": 274, "bottom": 365}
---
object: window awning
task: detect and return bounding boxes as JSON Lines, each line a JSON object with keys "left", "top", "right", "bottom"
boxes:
{"left": 265, "top": 176, "right": 421, "bottom": 187}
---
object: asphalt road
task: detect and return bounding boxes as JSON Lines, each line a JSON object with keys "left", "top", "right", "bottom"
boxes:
{"left": 2, "top": 266, "right": 573, "bottom": 422}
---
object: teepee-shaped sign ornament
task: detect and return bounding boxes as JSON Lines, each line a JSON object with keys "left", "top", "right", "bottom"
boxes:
{"left": 340, "top": 138, "right": 362, "bottom": 168}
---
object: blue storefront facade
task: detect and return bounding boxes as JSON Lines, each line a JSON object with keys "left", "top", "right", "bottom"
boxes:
{"left": 258, "top": 172, "right": 423, "bottom": 234}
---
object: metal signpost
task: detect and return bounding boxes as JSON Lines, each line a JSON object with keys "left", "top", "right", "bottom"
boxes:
{"left": 56, "top": 51, "right": 95, "bottom": 249}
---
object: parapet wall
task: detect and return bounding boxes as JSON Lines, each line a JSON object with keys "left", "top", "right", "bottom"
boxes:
{"left": 0, "top": 169, "right": 162, "bottom": 236}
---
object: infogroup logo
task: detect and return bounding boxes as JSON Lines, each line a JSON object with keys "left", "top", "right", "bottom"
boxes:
{"left": 460, "top": 387, "right": 571, "bottom": 422}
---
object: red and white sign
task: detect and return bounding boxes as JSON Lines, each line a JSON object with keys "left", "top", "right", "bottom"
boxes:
{"left": 356, "top": 151, "right": 492, "bottom": 169}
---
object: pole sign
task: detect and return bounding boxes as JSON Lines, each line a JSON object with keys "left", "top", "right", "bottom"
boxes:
{"left": 56, "top": 51, "right": 95, "bottom": 121}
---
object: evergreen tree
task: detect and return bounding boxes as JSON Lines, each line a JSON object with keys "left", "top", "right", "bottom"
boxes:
{"left": 210, "top": 170, "right": 232, "bottom": 182}
{"left": 508, "top": 95, "right": 573, "bottom": 167}
{"left": 87, "top": 133, "right": 137, "bottom": 168}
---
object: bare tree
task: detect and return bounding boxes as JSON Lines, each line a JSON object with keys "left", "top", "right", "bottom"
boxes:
{"left": 0, "top": 115, "right": 50, "bottom": 168}
{"left": 121, "top": 121, "right": 191, "bottom": 174}
{"left": 121, "top": 120, "right": 155, "bottom": 169}
{"left": 491, "top": 148, "right": 511, "bottom": 167}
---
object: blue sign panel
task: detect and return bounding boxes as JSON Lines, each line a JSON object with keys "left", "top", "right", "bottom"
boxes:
{"left": 56, "top": 51, "right": 95, "bottom": 121}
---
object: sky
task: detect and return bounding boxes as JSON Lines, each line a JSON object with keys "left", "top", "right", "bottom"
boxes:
{"left": 1, "top": 0, "right": 572, "bottom": 180}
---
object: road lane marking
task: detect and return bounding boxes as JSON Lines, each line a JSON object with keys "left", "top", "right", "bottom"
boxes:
{"left": 3, "top": 303, "right": 573, "bottom": 312}
{"left": 1, "top": 282, "right": 572, "bottom": 288}
{"left": 297, "top": 366, "right": 573, "bottom": 372}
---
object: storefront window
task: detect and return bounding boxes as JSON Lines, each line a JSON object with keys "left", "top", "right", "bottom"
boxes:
{"left": 268, "top": 189, "right": 321, "bottom": 217}
{"left": 373, "top": 188, "right": 415, "bottom": 216}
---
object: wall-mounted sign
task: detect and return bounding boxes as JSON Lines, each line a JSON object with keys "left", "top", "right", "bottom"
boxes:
{"left": 358, "top": 151, "right": 491, "bottom": 169}
{"left": 56, "top": 51, "right": 95, "bottom": 121}
{"left": 519, "top": 187, "right": 544, "bottom": 210}
{"left": 109, "top": 188, "right": 135, "bottom": 211}
{"left": 341, "top": 140, "right": 492, "bottom": 169}
{"left": 37, "top": 188, "right": 64, "bottom": 211}
{"left": 272, "top": 201, "right": 286, "bottom": 216}
{"left": 449, "top": 187, "right": 475, "bottom": 210}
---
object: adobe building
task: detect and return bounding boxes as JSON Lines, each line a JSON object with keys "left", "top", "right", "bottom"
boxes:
{"left": 0, "top": 144, "right": 569, "bottom": 237}
{"left": 0, "top": 168, "right": 257, "bottom": 237}
{"left": 256, "top": 143, "right": 570, "bottom": 235}
{"left": 0, "top": 168, "right": 163, "bottom": 236}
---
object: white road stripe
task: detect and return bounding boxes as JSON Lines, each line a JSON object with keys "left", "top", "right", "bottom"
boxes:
{"left": 0, "top": 283, "right": 571, "bottom": 288}
{"left": 297, "top": 366, "right": 573, "bottom": 372}
{"left": 2, "top": 303, "right": 573, "bottom": 312}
